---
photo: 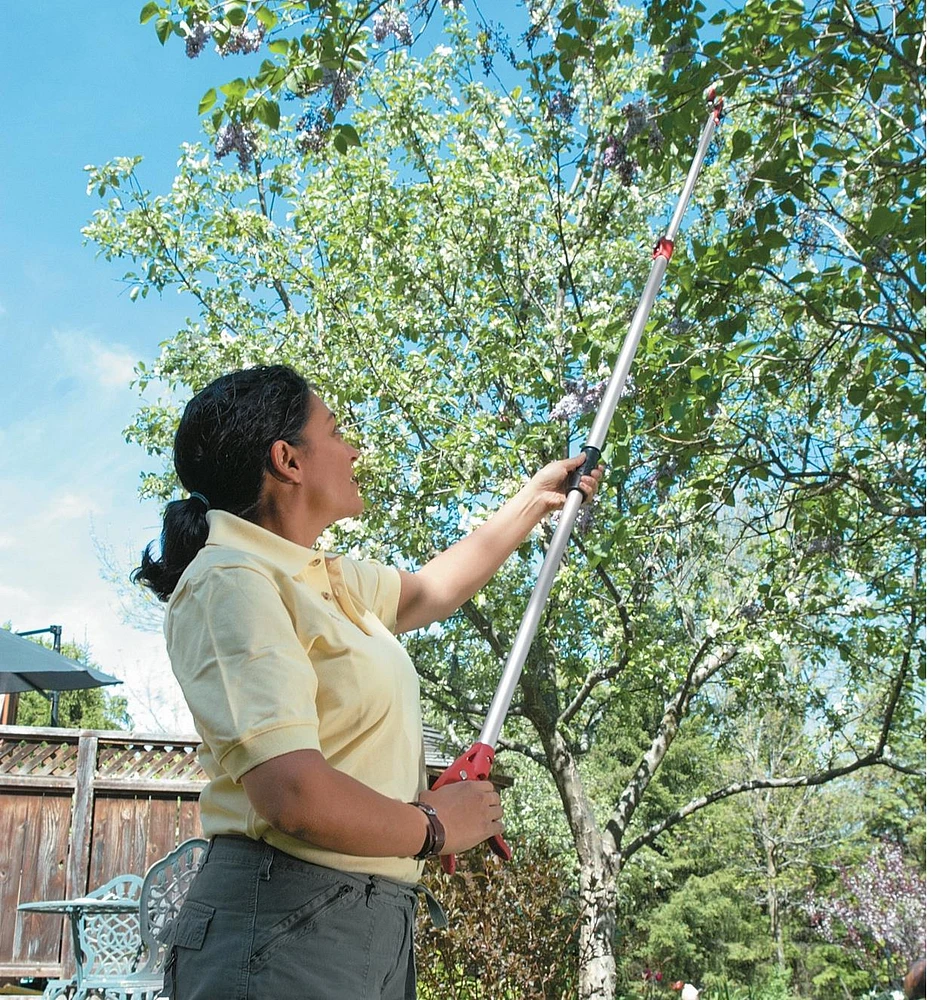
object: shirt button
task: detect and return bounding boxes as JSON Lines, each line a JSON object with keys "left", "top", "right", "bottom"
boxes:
{"left": 309, "top": 557, "right": 321, "bottom": 566}
{"left": 321, "top": 592, "right": 332, "bottom": 601}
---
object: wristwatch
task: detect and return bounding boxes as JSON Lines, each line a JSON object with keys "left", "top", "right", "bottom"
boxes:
{"left": 411, "top": 801, "right": 446, "bottom": 860}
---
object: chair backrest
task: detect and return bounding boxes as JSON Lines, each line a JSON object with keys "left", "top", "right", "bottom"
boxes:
{"left": 136, "top": 838, "right": 209, "bottom": 974}
{"left": 77, "top": 873, "right": 144, "bottom": 977}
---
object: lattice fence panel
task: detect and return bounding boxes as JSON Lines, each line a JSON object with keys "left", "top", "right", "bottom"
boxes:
{"left": 96, "top": 741, "right": 205, "bottom": 783}
{"left": 0, "top": 735, "right": 79, "bottom": 777}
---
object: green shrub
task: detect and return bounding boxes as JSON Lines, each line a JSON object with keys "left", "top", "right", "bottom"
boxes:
{"left": 416, "top": 840, "right": 579, "bottom": 1000}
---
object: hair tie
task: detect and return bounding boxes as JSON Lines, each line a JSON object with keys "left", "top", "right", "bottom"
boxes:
{"left": 189, "top": 491, "right": 210, "bottom": 510}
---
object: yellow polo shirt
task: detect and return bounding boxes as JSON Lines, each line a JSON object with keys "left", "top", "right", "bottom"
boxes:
{"left": 165, "top": 510, "right": 426, "bottom": 883}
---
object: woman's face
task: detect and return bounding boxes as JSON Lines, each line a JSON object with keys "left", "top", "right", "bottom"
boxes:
{"left": 296, "top": 394, "right": 363, "bottom": 526}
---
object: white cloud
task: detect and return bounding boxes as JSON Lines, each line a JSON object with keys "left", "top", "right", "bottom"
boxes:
{"left": 51, "top": 329, "right": 137, "bottom": 390}
{"left": 45, "top": 491, "right": 102, "bottom": 524}
{"left": 0, "top": 580, "right": 30, "bottom": 603}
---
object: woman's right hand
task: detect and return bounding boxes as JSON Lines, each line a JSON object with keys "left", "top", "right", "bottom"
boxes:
{"left": 417, "top": 780, "right": 503, "bottom": 855}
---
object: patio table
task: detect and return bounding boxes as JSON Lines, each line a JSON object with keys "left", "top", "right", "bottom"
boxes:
{"left": 18, "top": 896, "right": 141, "bottom": 996}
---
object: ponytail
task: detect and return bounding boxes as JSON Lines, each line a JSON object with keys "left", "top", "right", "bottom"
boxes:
{"left": 132, "top": 496, "right": 211, "bottom": 602}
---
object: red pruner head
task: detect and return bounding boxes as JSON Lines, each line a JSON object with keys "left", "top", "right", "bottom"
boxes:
{"left": 706, "top": 83, "right": 724, "bottom": 123}
{"left": 672, "top": 982, "right": 685, "bottom": 991}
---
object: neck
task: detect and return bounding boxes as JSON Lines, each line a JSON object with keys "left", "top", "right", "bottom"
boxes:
{"left": 255, "top": 490, "right": 327, "bottom": 550}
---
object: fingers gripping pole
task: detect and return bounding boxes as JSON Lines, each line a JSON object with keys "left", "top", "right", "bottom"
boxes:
{"left": 434, "top": 90, "right": 724, "bottom": 875}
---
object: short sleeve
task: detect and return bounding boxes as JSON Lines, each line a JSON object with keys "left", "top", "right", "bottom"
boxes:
{"left": 337, "top": 556, "right": 402, "bottom": 632}
{"left": 166, "top": 565, "right": 322, "bottom": 780}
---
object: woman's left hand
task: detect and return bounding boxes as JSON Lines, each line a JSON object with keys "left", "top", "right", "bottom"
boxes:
{"left": 525, "top": 453, "right": 604, "bottom": 514}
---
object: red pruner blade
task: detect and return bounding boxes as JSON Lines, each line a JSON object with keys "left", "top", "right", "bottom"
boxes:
{"left": 429, "top": 741, "right": 512, "bottom": 875}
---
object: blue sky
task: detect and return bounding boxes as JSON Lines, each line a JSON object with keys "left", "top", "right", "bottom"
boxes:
{"left": 0, "top": 3, "right": 542, "bottom": 732}
{"left": 0, "top": 4, "right": 229, "bottom": 729}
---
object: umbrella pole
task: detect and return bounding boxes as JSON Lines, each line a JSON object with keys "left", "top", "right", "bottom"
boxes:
{"left": 16, "top": 625, "right": 64, "bottom": 726}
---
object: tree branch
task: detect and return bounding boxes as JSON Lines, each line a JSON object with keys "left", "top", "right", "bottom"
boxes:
{"left": 604, "top": 641, "right": 736, "bottom": 859}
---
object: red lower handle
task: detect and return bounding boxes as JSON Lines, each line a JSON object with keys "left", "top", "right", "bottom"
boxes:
{"left": 430, "top": 741, "right": 511, "bottom": 875}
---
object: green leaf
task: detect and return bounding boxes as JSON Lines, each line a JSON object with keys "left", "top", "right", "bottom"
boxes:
{"left": 226, "top": 5, "right": 247, "bottom": 27}
{"left": 333, "top": 131, "right": 348, "bottom": 154}
{"left": 689, "top": 366, "right": 709, "bottom": 382}
{"left": 269, "top": 39, "right": 290, "bottom": 55}
{"left": 731, "top": 130, "right": 752, "bottom": 160}
{"left": 198, "top": 88, "right": 218, "bottom": 115}
{"left": 335, "top": 123, "right": 361, "bottom": 148}
{"left": 155, "top": 16, "right": 173, "bottom": 44}
{"left": 139, "top": 1, "right": 160, "bottom": 24}
{"left": 254, "top": 98, "right": 280, "bottom": 129}
{"left": 255, "top": 5, "right": 278, "bottom": 30}
{"left": 220, "top": 78, "right": 249, "bottom": 100}
{"left": 848, "top": 385, "right": 867, "bottom": 406}
{"left": 868, "top": 205, "right": 894, "bottom": 236}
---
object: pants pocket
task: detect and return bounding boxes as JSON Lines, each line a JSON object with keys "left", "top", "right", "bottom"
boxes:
{"left": 162, "top": 901, "right": 216, "bottom": 999}
{"left": 173, "top": 900, "right": 216, "bottom": 950}
{"left": 249, "top": 882, "right": 357, "bottom": 970}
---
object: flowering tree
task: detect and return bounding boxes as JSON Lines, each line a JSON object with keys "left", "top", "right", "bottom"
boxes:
{"left": 803, "top": 841, "right": 926, "bottom": 985}
{"left": 83, "top": 2, "right": 924, "bottom": 996}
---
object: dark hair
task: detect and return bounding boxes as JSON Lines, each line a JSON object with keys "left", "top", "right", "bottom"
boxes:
{"left": 133, "top": 365, "right": 312, "bottom": 601}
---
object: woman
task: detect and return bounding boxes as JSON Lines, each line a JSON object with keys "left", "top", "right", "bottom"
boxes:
{"left": 136, "top": 364, "right": 601, "bottom": 999}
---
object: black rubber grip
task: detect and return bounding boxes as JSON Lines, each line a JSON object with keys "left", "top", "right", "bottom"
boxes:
{"left": 567, "top": 445, "right": 602, "bottom": 498}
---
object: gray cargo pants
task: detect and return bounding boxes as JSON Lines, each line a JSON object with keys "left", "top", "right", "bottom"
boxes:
{"left": 162, "top": 836, "right": 426, "bottom": 1000}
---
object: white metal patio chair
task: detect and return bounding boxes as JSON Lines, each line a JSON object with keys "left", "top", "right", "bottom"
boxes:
{"left": 71, "top": 839, "right": 208, "bottom": 1000}
{"left": 40, "top": 873, "right": 144, "bottom": 1000}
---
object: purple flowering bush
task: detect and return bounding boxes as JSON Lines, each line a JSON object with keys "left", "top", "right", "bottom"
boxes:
{"left": 802, "top": 841, "right": 926, "bottom": 982}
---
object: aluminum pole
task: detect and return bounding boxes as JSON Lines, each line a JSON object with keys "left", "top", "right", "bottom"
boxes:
{"left": 478, "top": 90, "right": 724, "bottom": 749}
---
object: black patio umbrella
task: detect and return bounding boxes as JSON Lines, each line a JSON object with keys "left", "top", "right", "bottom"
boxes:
{"left": 0, "top": 628, "right": 122, "bottom": 726}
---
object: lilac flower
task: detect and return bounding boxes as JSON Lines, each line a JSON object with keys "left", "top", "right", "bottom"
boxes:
{"left": 643, "top": 456, "right": 678, "bottom": 489}
{"left": 215, "top": 121, "right": 259, "bottom": 171}
{"left": 185, "top": 21, "right": 213, "bottom": 59}
{"left": 804, "top": 536, "right": 841, "bottom": 555}
{"left": 601, "top": 136, "right": 637, "bottom": 184}
{"left": 550, "top": 375, "right": 633, "bottom": 422}
{"left": 373, "top": 7, "right": 413, "bottom": 45}
{"left": 218, "top": 25, "right": 265, "bottom": 56}
{"left": 547, "top": 91, "right": 576, "bottom": 123}
{"left": 602, "top": 135, "right": 623, "bottom": 169}
{"left": 321, "top": 69, "right": 354, "bottom": 112}
{"left": 550, "top": 498, "right": 597, "bottom": 534}
{"left": 295, "top": 110, "right": 330, "bottom": 154}
{"left": 550, "top": 379, "right": 608, "bottom": 421}
{"left": 738, "top": 601, "right": 762, "bottom": 622}
{"left": 622, "top": 99, "right": 649, "bottom": 140}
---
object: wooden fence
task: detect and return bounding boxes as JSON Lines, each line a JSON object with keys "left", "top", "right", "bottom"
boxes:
{"left": 0, "top": 722, "right": 469, "bottom": 983}
{"left": 0, "top": 726, "right": 206, "bottom": 982}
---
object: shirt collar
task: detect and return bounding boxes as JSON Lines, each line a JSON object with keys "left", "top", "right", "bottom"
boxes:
{"left": 205, "top": 510, "right": 322, "bottom": 578}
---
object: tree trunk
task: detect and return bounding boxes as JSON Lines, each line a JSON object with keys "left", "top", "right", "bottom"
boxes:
{"left": 764, "top": 837, "right": 785, "bottom": 969}
{"left": 577, "top": 863, "right": 619, "bottom": 999}
{"left": 534, "top": 721, "right": 619, "bottom": 999}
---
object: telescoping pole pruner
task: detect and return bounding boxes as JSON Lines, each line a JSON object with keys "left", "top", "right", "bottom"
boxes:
{"left": 431, "top": 88, "right": 725, "bottom": 875}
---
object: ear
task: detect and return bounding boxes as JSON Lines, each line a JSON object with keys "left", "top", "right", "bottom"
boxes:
{"left": 267, "top": 438, "right": 305, "bottom": 484}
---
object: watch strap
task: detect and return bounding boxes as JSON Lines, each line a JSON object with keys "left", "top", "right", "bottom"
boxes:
{"left": 411, "top": 801, "right": 446, "bottom": 860}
